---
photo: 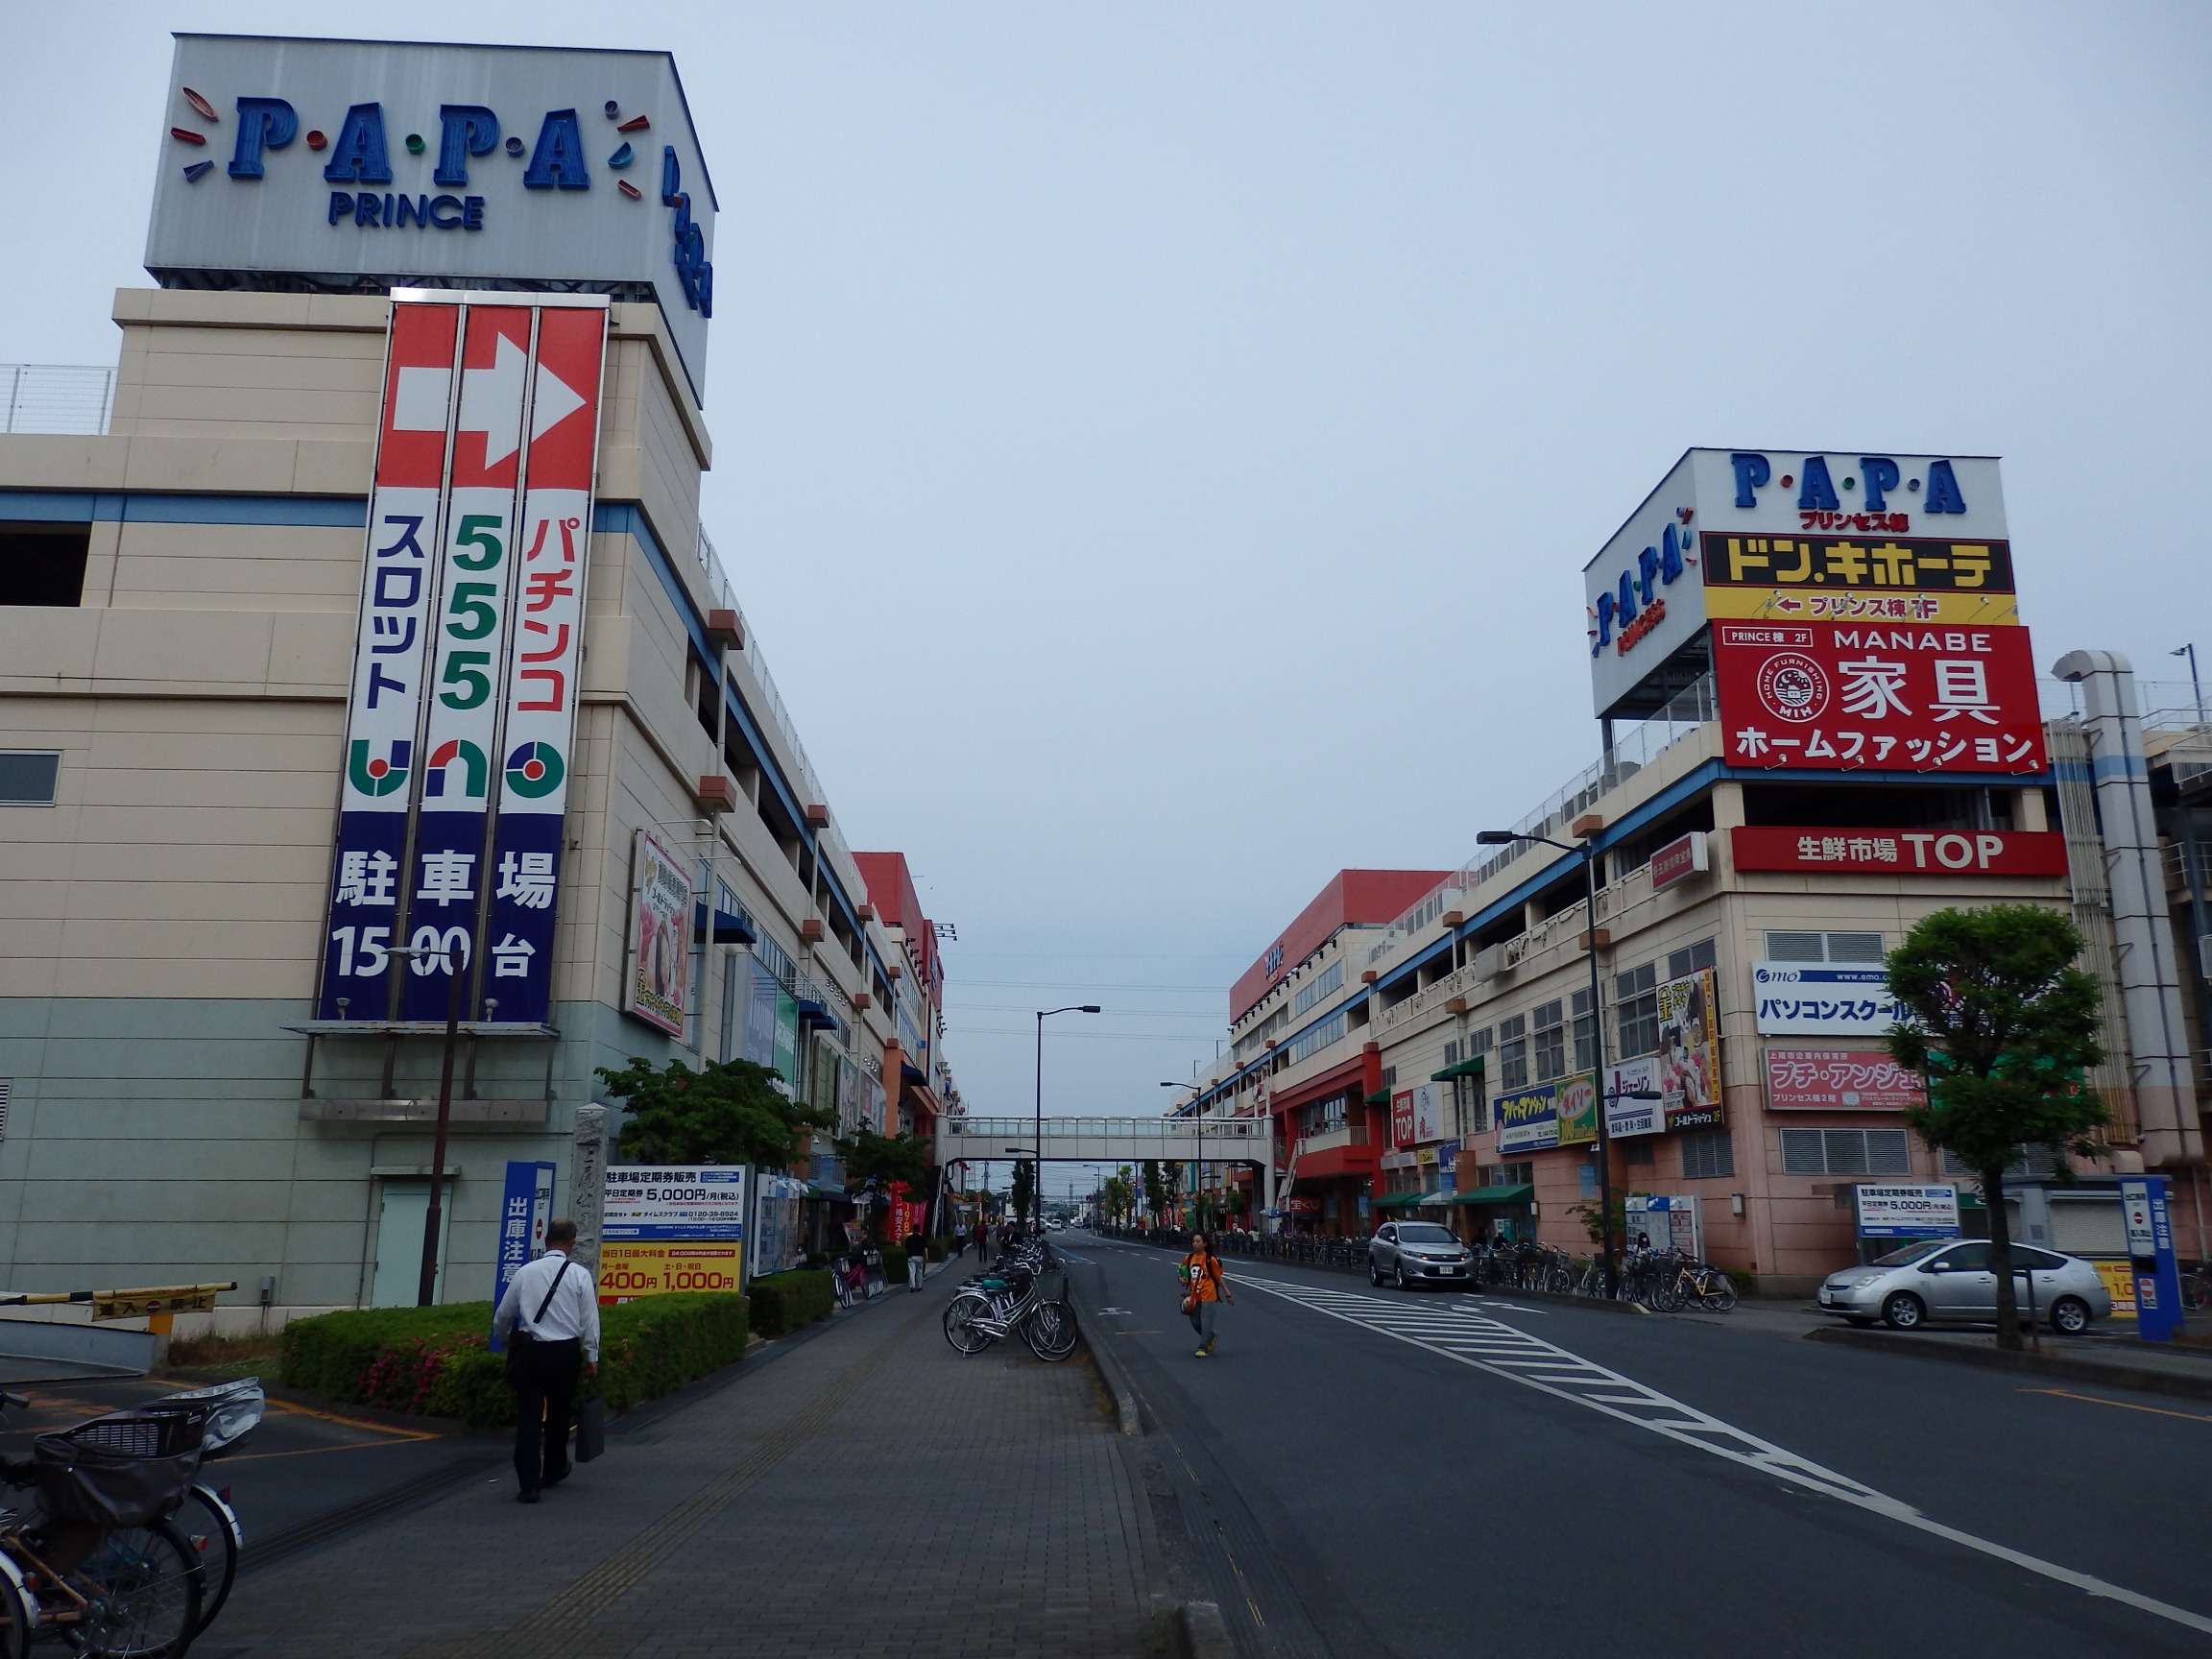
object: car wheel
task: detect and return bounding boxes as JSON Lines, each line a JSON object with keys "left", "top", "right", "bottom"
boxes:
{"left": 1394, "top": 1264, "right": 1412, "bottom": 1290}
{"left": 2050, "top": 1295, "right": 2092, "bottom": 1335}
{"left": 1369, "top": 1261, "right": 1383, "bottom": 1286}
{"left": 1882, "top": 1291, "right": 1926, "bottom": 1331}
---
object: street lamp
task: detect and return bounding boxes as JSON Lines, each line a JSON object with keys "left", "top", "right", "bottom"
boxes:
{"left": 1475, "top": 824, "right": 1620, "bottom": 1288}
{"left": 2175, "top": 643, "right": 2204, "bottom": 724}
{"left": 1033, "top": 1005, "right": 1100, "bottom": 1229}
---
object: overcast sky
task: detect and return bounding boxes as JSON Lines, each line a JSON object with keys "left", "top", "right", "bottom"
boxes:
{"left": 8, "top": 4, "right": 2209, "bottom": 1142}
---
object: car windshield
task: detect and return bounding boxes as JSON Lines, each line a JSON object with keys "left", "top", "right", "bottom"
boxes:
{"left": 1397, "top": 1225, "right": 1457, "bottom": 1243}
{"left": 1869, "top": 1239, "right": 1952, "bottom": 1267}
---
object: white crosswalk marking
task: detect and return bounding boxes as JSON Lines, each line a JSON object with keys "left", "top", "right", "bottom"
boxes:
{"left": 1236, "top": 1272, "right": 2212, "bottom": 1636}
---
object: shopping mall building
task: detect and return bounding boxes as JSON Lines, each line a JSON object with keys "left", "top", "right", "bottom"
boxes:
{"left": 0, "top": 36, "right": 960, "bottom": 1317}
{"left": 1185, "top": 450, "right": 2211, "bottom": 1294}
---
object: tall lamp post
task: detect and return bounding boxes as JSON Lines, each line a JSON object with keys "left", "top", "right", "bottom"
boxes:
{"left": 2175, "top": 643, "right": 2204, "bottom": 724}
{"left": 1474, "top": 824, "right": 1619, "bottom": 1286}
{"left": 1034, "top": 1005, "right": 1101, "bottom": 1228}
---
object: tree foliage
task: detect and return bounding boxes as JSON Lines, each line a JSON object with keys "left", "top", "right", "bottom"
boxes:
{"left": 1012, "top": 1159, "right": 1037, "bottom": 1224}
{"left": 838, "top": 1129, "right": 928, "bottom": 1193}
{"left": 1884, "top": 904, "right": 2108, "bottom": 1350}
{"left": 599, "top": 1056, "right": 836, "bottom": 1167}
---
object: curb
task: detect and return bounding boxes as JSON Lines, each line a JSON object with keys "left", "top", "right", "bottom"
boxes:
{"left": 1804, "top": 1324, "right": 2212, "bottom": 1403}
{"left": 1064, "top": 1276, "right": 1141, "bottom": 1435}
{"left": 1173, "top": 1599, "right": 1235, "bottom": 1659}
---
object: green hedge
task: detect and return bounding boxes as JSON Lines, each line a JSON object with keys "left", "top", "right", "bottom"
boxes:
{"left": 746, "top": 1268, "right": 833, "bottom": 1336}
{"left": 878, "top": 1245, "right": 908, "bottom": 1286}
{"left": 926, "top": 1236, "right": 950, "bottom": 1262}
{"left": 280, "top": 1292, "right": 750, "bottom": 1429}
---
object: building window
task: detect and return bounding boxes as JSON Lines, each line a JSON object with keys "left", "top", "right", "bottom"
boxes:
{"left": 1452, "top": 1075, "right": 1486, "bottom": 1138}
{"left": 1293, "top": 961, "right": 1343, "bottom": 1016}
{"left": 1765, "top": 931, "right": 1884, "bottom": 964}
{"left": 1477, "top": 1161, "right": 1534, "bottom": 1188}
{"left": 1497, "top": 1016, "right": 1527, "bottom": 1091}
{"left": 1668, "top": 937, "right": 1718, "bottom": 978}
{"left": 1468, "top": 1025, "right": 1494, "bottom": 1055}
{"left": 1532, "top": 1000, "right": 1566, "bottom": 1082}
{"left": 1381, "top": 1065, "right": 1396, "bottom": 1088}
{"left": 1781, "top": 1127, "right": 1911, "bottom": 1176}
{"left": 0, "top": 528, "right": 89, "bottom": 607}
{"left": 0, "top": 753, "right": 60, "bottom": 806}
{"left": 1622, "top": 1136, "right": 1656, "bottom": 1167}
{"left": 1286, "top": 1012, "right": 1345, "bottom": 1065}
{"left": 1572, "top": 988, "right": 1596, "bottom": 1072}
{"left": 1614, "top": 963, "right": 1659, "bottom": 1058}
{"left": 1681, "top": 1127, "right": 1735, "bottom": 1179}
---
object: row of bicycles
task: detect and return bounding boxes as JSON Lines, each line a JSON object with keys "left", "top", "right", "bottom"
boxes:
{"left": 1470, "top": 1242, "right": 1740, "bottom": 1312}
{"left": 0, "top": 1373, "right": 262, "bottom": 1657}
{"left": 942, "top": 1235, "right": 1079, "bottom": 1362}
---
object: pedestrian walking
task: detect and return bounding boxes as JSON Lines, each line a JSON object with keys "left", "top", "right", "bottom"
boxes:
{"left": 903, "top": 1226, "right": 926, "bottom": 1291}
{"left": 1178, "top": 1232, "right": 1233, "bottom": 1358}
{"left": 973, "top": 1219, "right": 989, "bottom": 1263}
{"left": 493, "top": 1218, "right": 600, "bottom": 1503}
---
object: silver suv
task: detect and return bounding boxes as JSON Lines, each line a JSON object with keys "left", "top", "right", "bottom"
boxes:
{"left": 1368, "top": 1221, "right": 1475, "bottom": 1289}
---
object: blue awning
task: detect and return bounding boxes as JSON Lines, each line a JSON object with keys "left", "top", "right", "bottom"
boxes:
{"left": 692, "top": 902, "right": 757, "bottom": 945}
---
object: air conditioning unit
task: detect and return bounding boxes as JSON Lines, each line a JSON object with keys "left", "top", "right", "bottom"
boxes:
{"left": 1472, "top": 944, "right": 1508, "bottom": 981}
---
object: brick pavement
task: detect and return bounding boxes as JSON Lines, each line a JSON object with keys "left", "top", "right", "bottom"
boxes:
{"left": 209, "top": 1263, "right": 1168, "bottom": 1658}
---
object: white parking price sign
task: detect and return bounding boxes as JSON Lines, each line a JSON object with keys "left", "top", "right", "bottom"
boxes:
{"left": 603, "top": 1165, "right": 747, "bottom": 1241}
{"left": 1853, "top": 1183, "right": 1960, "bottom": 1238}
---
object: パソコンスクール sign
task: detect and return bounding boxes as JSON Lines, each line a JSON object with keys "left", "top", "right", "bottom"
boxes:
{"left": 1752, "top": 963, "right": 1910, "bottom": 1037}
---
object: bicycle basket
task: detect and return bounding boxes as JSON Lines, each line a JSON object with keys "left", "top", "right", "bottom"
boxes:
{"left": 35, "top": 1412, "right": 205, "bottom": 1528}
{"left": 150, "top": 1378, "right": 264, "bottom": 1455}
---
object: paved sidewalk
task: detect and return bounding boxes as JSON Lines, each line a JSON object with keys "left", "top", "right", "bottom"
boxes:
{"left": 211, "top": 1264, "right": 1166, "bottom": 1659}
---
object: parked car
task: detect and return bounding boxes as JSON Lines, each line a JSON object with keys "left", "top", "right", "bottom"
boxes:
{"left": 1369, "top": 1221, "right": 1476, "bottom": 1289}
{"left": 1817, "top": 1238, "right": 2111, "bottom": 1333}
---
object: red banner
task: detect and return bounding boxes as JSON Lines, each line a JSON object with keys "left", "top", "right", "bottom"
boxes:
{"left": 1713, "top": 621, "right": 2046, "bottom": 774}
{"left": 1390, "top": 1090, "right": 1416, "bottom": 1149}
{"left": 1765, "top": 1047, "right": 1926, "bottom": 1111}
{"left": 1731, "top": 826, "right": 2069, "bottom": 878}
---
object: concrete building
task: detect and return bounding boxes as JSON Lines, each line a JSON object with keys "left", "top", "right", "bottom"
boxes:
{"left": 1177, "top": 450, "right": 2206, "bottom": 1294}
{"left": 0, "top": 35, "right": 958, "bottom": 1318}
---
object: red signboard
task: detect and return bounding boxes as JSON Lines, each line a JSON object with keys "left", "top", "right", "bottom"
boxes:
{"left": 1648, "top": 831, "right": 1709, "bottom": 890}
{"left": 1390, "top": 1090, "right": 1416, "bottom": 1149}
{"left": 1765, "top": 1047, "right": 1926, "bottom": 1111}
{"left": 1731, "top": 826, "right": 2069, "bottom": 878}
{"left": 1712, "top": 621, "right": 2046, "bottom": 774}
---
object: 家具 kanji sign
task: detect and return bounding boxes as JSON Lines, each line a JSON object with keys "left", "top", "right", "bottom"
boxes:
{"left": 1714, "top": 622, "right": 2047, "bottom": 775}
{"left": 1752, "top": 962, "right": 1911, "bottom": 1037}
{"left": 1730, "top": 826, "right": 2068, "bottom": 878}
{"left": 317, "top": 293, "right": 608, "bottom": 1026}
{"left": 1764, "top": 1047, "right": 1925, "bottom": 1112}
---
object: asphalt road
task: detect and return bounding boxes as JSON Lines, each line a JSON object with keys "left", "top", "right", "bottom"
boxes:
{"left": 1063, "top": 1233, "right": 2212, "bottom": 1659}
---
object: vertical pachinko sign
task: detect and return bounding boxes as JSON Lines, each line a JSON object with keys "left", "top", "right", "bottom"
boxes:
{"left": 318, "top": 293, "right": 608, "bottom": 1026}
{"left": 483, "top": 303, "right": 607, "bottom": 1026}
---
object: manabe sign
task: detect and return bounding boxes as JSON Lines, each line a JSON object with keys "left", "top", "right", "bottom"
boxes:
{"left": 147, "top": 35, "right": 717, "bottom": 399}
{"left": 1583, "top": 448, "right": 2009, "bottom": 721}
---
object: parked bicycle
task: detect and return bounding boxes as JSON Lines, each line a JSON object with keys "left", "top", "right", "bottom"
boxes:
{"left": 0, "top": 1377, "right": 265, "bottom": 1658}
{"left": 944, "top": 1238, "right": 1078, "bottom": 1362}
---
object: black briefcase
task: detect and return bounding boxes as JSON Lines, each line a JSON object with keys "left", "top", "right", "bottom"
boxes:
{"left": 575, "top": 1395, "right": 606, "bottom": 1463}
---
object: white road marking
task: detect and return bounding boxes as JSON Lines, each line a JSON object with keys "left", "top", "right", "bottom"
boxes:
{"left": 1238, "top": 1272, "right": 2212, "bottom": 1637}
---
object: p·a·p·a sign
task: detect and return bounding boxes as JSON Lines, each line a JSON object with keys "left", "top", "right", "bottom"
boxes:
{"left": 146, "top": 34, "right": 718, "bottom": 400}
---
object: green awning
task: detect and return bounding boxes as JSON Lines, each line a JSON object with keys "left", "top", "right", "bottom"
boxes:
{"left": 1452, "top": 1183, "right": 1534, "bottom": 1206}
{"left": 1372, "top": 1190, "right": 1441, "bottom": 1209}
{"left": 1431, "top": 1056, "right": 1486, "bottom": 1081}
{"left": 1363, "top": 1089, "right": 1392, "bottom": 1106}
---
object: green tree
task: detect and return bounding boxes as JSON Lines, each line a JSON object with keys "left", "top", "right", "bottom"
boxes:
{"left": 1101, "top": 1171, "right": 1134, "bottom": 1225}
{"left": 837, "top": 1130, "right": 930, "bottom": 1238}
{"left": 598, "top": 1056, "right": 835, "bottom": 1166}
{"left": 1885, "top": 904, "right": 2109, "bottom": 1351}
{"left": 1141, "top": 1160, "right": 1166, "bottom": 1225}
{"left": 1164, "top": 1161, "right": 1186, "bottom": 1226}
{"left": 1568, "top": 1193, "right": 1626, "bottom": 1250}
{"left": 1011, "top": 1159, "right": 1036, "bottom": 1224}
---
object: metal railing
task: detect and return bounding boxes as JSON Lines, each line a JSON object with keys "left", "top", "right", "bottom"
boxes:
{"left": 941, "top": 1116, "right": 1264, "bottom": 1142}
{"left": 2, "top": 365, "right": 112, "bottom": 434}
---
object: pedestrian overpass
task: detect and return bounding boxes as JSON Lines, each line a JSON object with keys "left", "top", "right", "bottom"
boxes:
{"left": 936, "top": 1116, "right": 1268, "bottom": 1166}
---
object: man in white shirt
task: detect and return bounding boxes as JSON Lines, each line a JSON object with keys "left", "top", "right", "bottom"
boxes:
{"left": 493, "top": 1219, "right": 601, "bottom": 1503}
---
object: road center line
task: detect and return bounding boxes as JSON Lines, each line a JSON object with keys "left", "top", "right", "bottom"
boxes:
{"left": 1238, "top": 1272, "right": 2212, "bottom": 1637}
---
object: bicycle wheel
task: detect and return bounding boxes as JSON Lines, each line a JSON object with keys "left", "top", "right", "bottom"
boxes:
{"left": 175, "top": 1483, "right": 240, "bottom": 1635}
{"left": 942, "top": 1296, "right": 995, "bottom": 1356}
{"left": 0, "top": 1559, "right": 34, "bottom": 1659}
{"left": 2181, "top": 1272, "right": 2212, "bottom": 1311}
{"left": 1648, "top": 1274, "right": 1683, "bottom": 1313}
{"left": 1022, "top": 1301, "right": 1079, "bottom": 1362}
{"left": 66, "top": 1517, "right": 204, "bottom": 1659}
{"left": 1701, "top": 1276, "right": 1740, "bottom": 1313}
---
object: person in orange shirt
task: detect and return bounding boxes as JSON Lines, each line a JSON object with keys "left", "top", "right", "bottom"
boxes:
{"left": 1178, "top": 1233, "right": 1234, "bottom": 1357}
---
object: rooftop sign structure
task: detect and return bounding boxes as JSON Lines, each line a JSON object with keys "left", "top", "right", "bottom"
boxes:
{"left": 146, "top": 34, "right": 718, "bottom": 401}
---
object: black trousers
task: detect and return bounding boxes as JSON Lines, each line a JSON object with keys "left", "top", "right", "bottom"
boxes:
{"left": 512, "top": 1336, "right": 582, "bottom": 1492}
